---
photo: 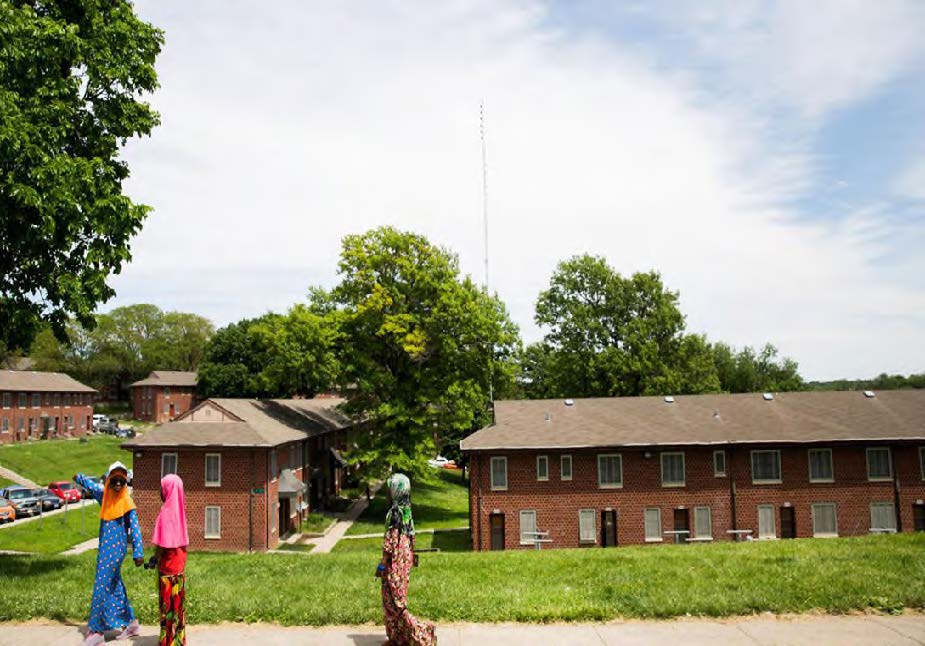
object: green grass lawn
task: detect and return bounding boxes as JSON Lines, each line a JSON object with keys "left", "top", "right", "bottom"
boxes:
{"left": 0, "top": 505, "right": 98, "bottom": 553}
{"left": 276, "top": 542, "right": 316, "bottom": 553}
{"left": 333, "top": 530, "right": 471, "bottom": 553}
{"left": 0, "top": 476, "right": 15, "bottom": 489}
{"left": 346, "top": 469, "right": 469, "bottom": 535}
{"left": 1, "top": 534, "right": 923, "bottom": 624}
{"left": 0, "top": 435, "right": 130, "bottom": 485}
{"left": 300, "top": 513, "right": 334, "bottom": 535}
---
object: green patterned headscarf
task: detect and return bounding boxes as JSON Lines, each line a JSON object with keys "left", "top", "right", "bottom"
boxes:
{"left": 385, "top": 473, "right": 415, "bottom": 536}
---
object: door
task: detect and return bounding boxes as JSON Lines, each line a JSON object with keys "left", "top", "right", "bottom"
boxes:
{"left": 780, "top": 506, "right": 796, "bottom": 539}
{"left": 673, "top": 508, "right": 689, "bottom": 544}
{"left": 278, "top": 498, "right": 290, "bottom": 537}
{"left": 169, "top": 404, "right": 176, "bottom": 418}
{"left": 490, "top": 513, "right": 505, "bottom": 550}
{"left": 758, "top": 505, "right": 776, "bottom": 539}
{"left": 601, "top": 510, "right": 618, "bottom": 547}
{"left": 914, "top": 504, "right": 925, "bottom": 532}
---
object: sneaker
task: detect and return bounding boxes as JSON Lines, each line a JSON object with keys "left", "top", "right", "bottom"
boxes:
{"left": 115, "top": 620, "right": 140, "bottom": 640}
{"left": 81, "top": 633, "right": 105, "bottom": 646}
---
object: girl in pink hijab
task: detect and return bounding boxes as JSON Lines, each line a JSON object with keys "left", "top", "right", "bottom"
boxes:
{"left": 151, "top": 474, "right": 189, "bottom": 646}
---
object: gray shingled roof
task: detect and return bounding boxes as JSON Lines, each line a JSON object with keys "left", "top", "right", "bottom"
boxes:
{"left": 123, "top": 397, "right": 352, "bottom": 448}
{"left": 460, "top": 390, "right": 925, "bottom": 451}
{"left": 130, "top": 371, "right": 198, "bottom": 387}
{"left": 0, "top": 370, "right": 96, "bottom": 393}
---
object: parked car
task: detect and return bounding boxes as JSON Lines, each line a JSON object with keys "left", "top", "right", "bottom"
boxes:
{"left": 427, "top": 456, "right": 450, "bottom": 468}
{"left": 32, "top": 488, "right": 63, "bottom": 512}
{"left": 0, "top": 497, "right": 15, "bottom": 524}
{"left": 114, "top": 426, "right": 136, "bottom": 439}
{"left": 48, "top": 481, "right": 82, "bottom": 504}
{"left": 0, "top": 486, "right": 41, "bottom": 518}
{"left": 78, "top": 476, "right": 103, "bottom": 499}
{"left": 93, "top": 417, "right": 118, "bottom": 434}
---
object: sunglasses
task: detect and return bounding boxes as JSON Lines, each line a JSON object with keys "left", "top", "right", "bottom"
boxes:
{"left": 109, "top": 478, "right": 127, "bottom": 486}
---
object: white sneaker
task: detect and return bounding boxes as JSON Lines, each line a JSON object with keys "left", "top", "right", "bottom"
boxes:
{"left": 81, "top": 633, "right": 105, "bottom": 646}
{"left": 115, "top": 620, "right": 140, "bottom": 640}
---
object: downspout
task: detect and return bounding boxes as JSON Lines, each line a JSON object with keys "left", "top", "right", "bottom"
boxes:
{"left": 892, "top": 445, "right": 902, "bottom": 533}
{"left": 476, "top": 453, "right": 483, "bottom": 552}
{"left": 265, "top": 450, "right": 270, "bottom": 551}
{"left": 729, "top": 445, "right": 738, "bottom": 536}
{"left": 248, "top": 450, "right": 254, "bottom": 552}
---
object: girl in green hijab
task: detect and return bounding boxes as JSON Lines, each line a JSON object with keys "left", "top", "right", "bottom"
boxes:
{"left": 378, "top": 473, "right": 435, "bottom": 645}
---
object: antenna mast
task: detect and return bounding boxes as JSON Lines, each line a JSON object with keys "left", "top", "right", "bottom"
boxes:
{"left": 480, "top": 102, "right": 494, "bottom": 405}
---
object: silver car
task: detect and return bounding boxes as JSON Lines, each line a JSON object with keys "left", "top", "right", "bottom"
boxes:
{"left": 1, "top": 487, "right": 42, "bottom": 518}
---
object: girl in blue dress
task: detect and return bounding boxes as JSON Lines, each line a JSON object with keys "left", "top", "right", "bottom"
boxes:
{"left": 75, "top": 461, "right": 144, "bottom": 645}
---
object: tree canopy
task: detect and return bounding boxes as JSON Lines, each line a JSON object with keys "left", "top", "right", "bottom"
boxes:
{"left": 323, "top": 227, "right": 520, "bottom": 477}
{"left": 0, "top": 0, "right": 163, "bottom": 352}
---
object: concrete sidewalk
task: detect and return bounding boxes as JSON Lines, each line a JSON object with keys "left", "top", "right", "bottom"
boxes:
{"left": 2, "top": 614, "right": 923, "bottom": 645}
{"left": 303, "top": 482, "right": 383, "bottom": 553}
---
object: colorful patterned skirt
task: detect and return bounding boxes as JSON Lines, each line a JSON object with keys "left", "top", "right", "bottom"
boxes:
{"left": 381, "top": 529, "right": 436, "bottom": 645}
{"left": 158, "top": 573, "right": 186, "bottom": 646}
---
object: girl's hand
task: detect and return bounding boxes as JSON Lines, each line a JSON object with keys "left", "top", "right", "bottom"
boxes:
{"left": 134, "top": 558, "right": 144, "bottom": 567}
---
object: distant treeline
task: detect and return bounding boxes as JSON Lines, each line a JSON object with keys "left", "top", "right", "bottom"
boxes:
{"left": 807, "top": 372, "right": 925, "bottom": 391}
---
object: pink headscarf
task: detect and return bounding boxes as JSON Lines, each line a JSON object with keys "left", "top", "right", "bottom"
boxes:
{"left": 152, "top": 474, "right": 189, "bottom": 549}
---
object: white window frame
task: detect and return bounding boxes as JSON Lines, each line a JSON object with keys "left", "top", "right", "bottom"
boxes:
{"left": 32, "top": 393, "right": 40, "bottom": 408}
{"left": 205, "top": 506, "right": 222, "bottom": 539}
{"left": 205, "top": 453, "right": 222, "bottom": 487}
{"left": 713, "top": 450, "right": 726, "bottom": 477}
{"left": 808, "top": 448, "right": 834, "bottom": 483}
{"left": 812, "top": 502, "right": 838, "bottom": 537}
{"left": 870, "top": 502, "right": 897, "bottom": 533}
{"left": 17, "top": 393, "right": 26, "bottom": 408}
{"left": 644, "top": 507, "right": 662, "bottom": 542}
{"left": 2, "top": 393, "right": 10, "bottom": 409}
{"left": 660, "top": 452, "right": 685, "bottom": 487}
{"left": 597, "top": 453, "right": 623, "bottom": 489}
{"left": 560, "top": 454, "right": 572, "bottom": 481}
{"left": 490, "top": 456, "right": 508, "bottom": 491}
{"left": 693, "top": 506, "right": 713, "bottom": 540}
{"left": 757, "top": 504, "right": 776, "bottom": 539}
{"left": 866, "top": 447, "right": 892, "bottom": 481}
{"left": 750, "top": 449, "right": 782, "bottom": 484}
{"left": 519, "top": 509, "right": 537, "bottom": 546}
{"left": 579, "top": 509, "right": 596, "bottom": 544}
{"left": 536, "top": 455, "right": 549, "bottom": 481}
{"left": 161, "top": 453, "right": 178, "bottom": 478}
{"left": 1, "top": 418, "right": 8, "bottom": 433}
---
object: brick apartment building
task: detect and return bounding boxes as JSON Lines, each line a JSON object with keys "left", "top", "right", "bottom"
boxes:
{"left": 0, "top": 370, "right": 96, "bottom": 444}
{"left": 462, "top": 391, "right": 925, "bottom": 551}
{"left": 130, "top": 371, "right": 198, "bottom": 423}
{"left": 122, "top": 397, "right": 352, "bottom": 551}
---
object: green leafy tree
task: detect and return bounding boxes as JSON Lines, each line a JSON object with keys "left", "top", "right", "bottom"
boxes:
{"left": 325, "top": 227, "right": 520, "bottom": 476}
{"left": 0, "top": 1, "right": 164, "bottom": 352}
{"left": 197, "top": 317, "right": 276, "bottom": 399}
{"left": 712, "top": 342, "right": 802, "bottom": 393}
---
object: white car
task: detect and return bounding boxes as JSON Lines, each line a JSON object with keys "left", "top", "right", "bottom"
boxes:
{"left": 427, "top": 456, "right": 449, "bottom": 468}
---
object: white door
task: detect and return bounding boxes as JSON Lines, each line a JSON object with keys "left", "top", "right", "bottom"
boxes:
{"left": 758, "top": 505, "right": 776, "bottom": 539}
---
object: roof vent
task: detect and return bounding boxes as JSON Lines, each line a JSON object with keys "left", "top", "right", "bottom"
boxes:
{"left": 564, "top": 398, "right": 574, "bottom": 406}
{"left": 713, "top": 409, "right": 721, "bottom": 420}
{"left": 544, "top": 412, "right": 551, "bottom": 422}
{"left": 762, "top": 393, "right": 774, "bottom": 401}
{"left": 664, "top": 396, "right": 675, "bottom": 403}
{"left": 863, "top": 390, "right": 876, "bottom": 398}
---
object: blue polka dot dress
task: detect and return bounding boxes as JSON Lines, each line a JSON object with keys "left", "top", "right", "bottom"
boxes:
{"left": 76, "top": 474, "right": 144, "bottom": 633}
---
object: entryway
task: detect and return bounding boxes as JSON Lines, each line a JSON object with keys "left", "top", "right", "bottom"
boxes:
{"left": 489, "top": 513, "right": 505, "bottom": 550}
{"left": 780, "top": 506, "right": 796, "bottom": 538}
{"left": 673, "top": 508, "right": 690, "bottom": 544}
{"left": 914, "top": 504, "right": 925, "bottom": 532}
{"left": 601, "top": 509, "right": 618, "bottom": 547}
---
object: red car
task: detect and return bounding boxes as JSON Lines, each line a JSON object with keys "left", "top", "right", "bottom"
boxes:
{"left": 48, "top": 481, "right": 82, "bottom": 504}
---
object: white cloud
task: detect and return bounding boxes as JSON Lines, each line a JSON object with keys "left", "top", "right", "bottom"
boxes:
{"left": 109, "top": 0, "right": 925, "bottom": 380}
{"left": 892, "top": 156, "right": 925, "bottom": 202}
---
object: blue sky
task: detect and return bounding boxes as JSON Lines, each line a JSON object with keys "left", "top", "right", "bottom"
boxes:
{"left": 113, "top": 0, "right": 925, "bottom": 380}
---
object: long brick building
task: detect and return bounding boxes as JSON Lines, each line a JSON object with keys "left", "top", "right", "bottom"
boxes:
{"left": 462, "top": 391, "right": 925, "bottom": 551}
{"left": 0, "top": 370, "right": 96, "bottom": 444}
{"left": 123, "top": 397, "right": 353, "bottom": 551}
{"left": 130, "top": 371, "right": 198, "bottom": 423}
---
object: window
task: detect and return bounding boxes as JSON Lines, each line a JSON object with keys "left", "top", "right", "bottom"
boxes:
{"left": 560, "top": 455, "right": 572, "bottom": 481}
{"left": 579, "top": 509, "right": 596, "bottom": 543}
{"left": 920, "top": 447, "right": 925, "bottom": 481}
{"left": 29, "top": 418, "right": 37, "bottom": 431}
{"left": 205, "top": 506, "right": 221, "bottom": 539}
{"left": 64, "top": 394, "right": 71, "bottom": 407}
{"left": 161, "top": 453, "right": 178, "bottom": 477}
{"left": 164, "top": 386, "right": 171, "bottom": 396}
{"left": 751, "top": 450, "right": 782, "bottom": 483}
{"left": 270, "top": 450, "right": 278, "bottom": 480}
{"left": 2, "top": 393, "right": 9, "bottom": 409}
{"left": 1, "top": 418, "right": 8, "bottom": 433}
{"left": 519, "top": 510, "right": 537, "bottom": 545}
{"left": 536, "top": 455, "right": 549, "bottom": 481}
{"left": 290, "top": 445, "right": 298, "bottom": 470}
{"left": 812, "top": 503, "right": 838, "bottom": 537}
{"left": 79, "top": 417, "right": 84, "bottom": 429}
{"left": 597, "top": 454, "right": 623, "bottom": 488}
{"left": 870, "top": 502, "right": 896, "bottom": 533}
{"left": 32, "top": 393, "right": 40, "bottom": 408}
{"left": 644, "top": 508, "right": 662, "bottom": 542}
{"left": 163, "top": 402, "right": 169, "bottom": 414}
{"left": 808, "top": 448, "right": 834, "bottom": 483}
{"left": 758, "top": 505, "right": 776, "bottom": 539}
{"left": 694, "top": 507, "right": 712, "bottom": 539}
{"left": 18, "top": 417, "right": 24, "bottom": 431}
{"left": 205, "top": 454, "right": 221, "bottom": 487}
{"left": 17, "top": 393, "right": 26, "bottom": 408}
{"left": 713, "top": 450, "right": 726, "bottom": 477}
{"left": 490, "top": 456, "right": 507, "bottom": 491}
{"left": 53, "top": 394, "right": 60, "bottom": 407}
{"left": 866, "top": 447, "right": 892, "bottom": 481}
{"left": 661, "top": 452, "right": 685, "bottom": 487}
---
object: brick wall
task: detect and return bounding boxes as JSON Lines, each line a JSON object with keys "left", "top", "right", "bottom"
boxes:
{"left": 468, "top": 443, "right": 925, "bottom": 551}
{"left": 0, "top": 390, "right": 93, "bottom": 445}
{"left": 132, "top": 386, "right": 196, "bottom": 423}
{"left": 130, "top": 446, "right": 270, "bottom": 552}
